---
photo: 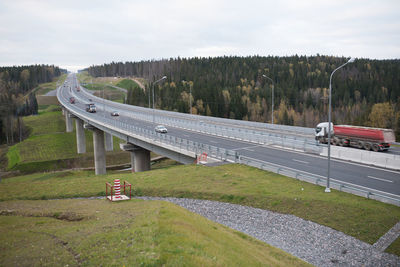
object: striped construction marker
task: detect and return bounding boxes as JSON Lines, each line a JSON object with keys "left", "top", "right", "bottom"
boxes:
{"left": 114, "top": 179, "right": 121, "bottom": 199}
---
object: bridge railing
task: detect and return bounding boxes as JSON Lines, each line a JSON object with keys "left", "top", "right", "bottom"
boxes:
{"left": 77, "top": 85, "right": 321, "bottom": 154}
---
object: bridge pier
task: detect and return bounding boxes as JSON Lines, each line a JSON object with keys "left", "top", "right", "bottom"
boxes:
{"left": 120, "top": 143, "right": 150, "bottom": 172}
{"left": 75, "top": 118, "right": 86, "bottom": 154}
{"left": 84, "top": 123, "right": 106, "bottom": 175}
{"left": 65, "top": 111, "right": 73, "bottom": 132}
{"left": 93, "top": 128, "right": 106, "bottom": 175}
{"left": 105, "top": 133, "right": 113, "bottom": 151}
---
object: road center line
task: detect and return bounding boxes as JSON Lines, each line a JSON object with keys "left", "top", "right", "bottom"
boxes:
{"left": 367, "top": 176, "right": 393, "bottom": 183}
{"left": 292, "top": 159, "right": 309, "bottom": 164}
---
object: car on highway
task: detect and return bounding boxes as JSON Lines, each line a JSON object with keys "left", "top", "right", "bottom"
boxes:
{"left": 111, "top": 111, "right": 119, "bottom": 116}
{"left": 85, "top": 103, "right": 96, "bottom": 113}
{"left": 155, "top": 125, "right": 168, "bottom": 133}
{"left": 69, "top": 97, "right": 75, "bottom": 104}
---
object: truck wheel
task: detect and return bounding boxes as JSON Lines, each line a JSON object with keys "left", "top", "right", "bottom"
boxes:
{"left": 357, "top": 141, "right": 364, "bottom": 149}
{"left": 333, "top": 138, "right": 339, "bottom": 146}
{"left": 339, "top": 139, "right": 345, "bottom": 146}
{"left": 364, "top": 143, "right": 372, "bottom": 151}
{"left": 372, "top": 144, "right": 380, "bottom": 152}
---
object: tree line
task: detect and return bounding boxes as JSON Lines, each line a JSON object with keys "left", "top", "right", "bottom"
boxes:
{"left": 0, "top": 65, "right": 64, "bottom": 144}
{"left": 87, "top": 55, "right": 400, "bottom": 139}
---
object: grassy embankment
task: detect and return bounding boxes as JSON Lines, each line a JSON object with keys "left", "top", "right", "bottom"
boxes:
{"left": 5, "top": 106, "right": 177, "bottom": 174}
{"left": 77, "top": 71, "right": 146, "bottom": 104}
{"left": 1, "top": 163, "right": 399, "bottom": 257}
{"left": 33, "top": 74, "right": 67, "bottom": 96}
{"left": 0, "top": 199, "right": 309, "bottom": 266}
{"left": 77, "top": 71, "right": 126, "bottom": 103}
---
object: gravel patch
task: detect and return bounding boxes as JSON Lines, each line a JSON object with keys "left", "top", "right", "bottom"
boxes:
{"left": 137, "top": 197, "right": 400, "bottom": 267}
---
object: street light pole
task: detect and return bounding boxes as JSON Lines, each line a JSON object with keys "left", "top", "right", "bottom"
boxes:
{"left": 326, "top": 57, "right": 355, "bottom": 193}
{"left": 152, "top": 76, "right": 167, "bottom": 124}
{"left": 262, "top": 74, "right": 275, "bottom": 124}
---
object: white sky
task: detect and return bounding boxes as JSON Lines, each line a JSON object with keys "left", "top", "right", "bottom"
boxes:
{"left": 1, "top": 0, "right": 399, "bottom": 72}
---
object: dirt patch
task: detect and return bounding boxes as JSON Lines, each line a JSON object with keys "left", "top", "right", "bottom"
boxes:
{"left": 53, "top": 212, "right": 84, "bottom": 221}
{"left": 0, "top": 210, "right": 84, "bottom": 221}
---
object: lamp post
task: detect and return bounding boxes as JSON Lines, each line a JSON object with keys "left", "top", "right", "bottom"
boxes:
{"left": 152, "top": 76, "right": 167, "bottom": 124}
{"left": 262, "top": 74, "right": 275, "bottom": 124}
{"left": 325, "top": 57, "right": 355, "bottom": 193}
{"left": 182, "top": 80, "right": 193, "bottom": 114}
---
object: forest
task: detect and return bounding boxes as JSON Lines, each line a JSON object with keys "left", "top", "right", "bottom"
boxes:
{"left": 87, "top": 55, "right": 400, "bottom": 139}
{"left": 0, "top": 65, "right": 64, "bottom": 144}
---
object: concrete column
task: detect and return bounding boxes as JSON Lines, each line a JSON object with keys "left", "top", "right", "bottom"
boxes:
{"left": 75, "top": 118, "right": 86, "bottom": 154}
{"left": 65, "top": 111, "right": 73, "bottom": 132}
{"left": 120, "top": 143, "right": 150, "bottom": 172}
{"left": 105, "top": 133, "right": 113, "bottom": 151}
{"left": 93, "top": 128, "right": 106, "bottom": 175}
{"left": 132, "top": 148, "right": 150, "bottom": 172}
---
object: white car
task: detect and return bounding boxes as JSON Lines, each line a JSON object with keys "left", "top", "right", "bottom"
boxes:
{"left": 155, "top": 125, "right": 168, "bottom": 133}
{"left": 111, "top": 111, "right": 119, "bottom": 116}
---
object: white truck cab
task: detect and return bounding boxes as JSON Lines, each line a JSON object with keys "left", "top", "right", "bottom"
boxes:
{"left": 315, "top": 122, "right": 333, "bottom": 139}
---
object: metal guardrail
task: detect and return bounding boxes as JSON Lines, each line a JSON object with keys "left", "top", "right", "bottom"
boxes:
{"left": 60, "top": 85, "right": 400, "bottom": 206}
{"left": 238, "top": 155, "right": 400, "bottom": 206}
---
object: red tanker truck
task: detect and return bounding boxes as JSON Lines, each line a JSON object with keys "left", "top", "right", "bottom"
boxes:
{"left": 315, "top": 122, "right": 395, "bottom": 152}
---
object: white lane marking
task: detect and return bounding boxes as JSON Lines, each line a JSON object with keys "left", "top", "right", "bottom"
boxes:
{"left": 240, "top": 155, "right": 400, "bottom": 198}
{"left": 210, "top": 140, "right": 218, "bottom": 144}
{"left": 243, "top": 148, "right": 255, "bottom": 152}
{"left": 293, "top": 159, "right": 309, "bottom": 164}
{"left": 367, "top": 176, "right": 393, "bottom": 183}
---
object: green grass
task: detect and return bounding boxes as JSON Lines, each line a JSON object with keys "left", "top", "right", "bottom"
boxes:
{"left": 0, "top": 199, "right": 309, "bottom": 266}
{"left": 24, "top": 111, "right": 66, "bottom": 135}
{"left": 116, "top": 78, "right": 141, "bottom": 90}
{"left": 33, "top": 74, "right": 67, "bottom": 95}
{"left": 1, "top": 164, "right": 399, "bottom": 257}
{"left": 386, "top": 237, "right": 400, "bottom": 256}
{"left": 6, "top": 110, "right": 130, "bottom": 172}
{"left": 6, "top": 145, "right": 20, "bottom": 170}
{"left": 83, "top": 83, "right": 115, "bottom": 91}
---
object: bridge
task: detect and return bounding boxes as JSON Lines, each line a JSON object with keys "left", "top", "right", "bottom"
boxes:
{"left": 57, "top": 74, "right": 400, "bottom": 205}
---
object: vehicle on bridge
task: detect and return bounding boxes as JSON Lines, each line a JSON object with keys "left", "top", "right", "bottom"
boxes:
{"left": 85, "top": 103, "right": 96, "bottom": 113}
{"left": 69, "top": 97, "right": 75, "bottom": 104}
{"left": 76, "top": 86, "right": 80, "bottom": 92}
{"left": 155, "top": 125, "right": 168, "bottom": 133}
{"left": 111, "top": 111, "right": 119, "bottom": 116}
{"left": 315, "top": 122, "right": 395, "bottom": 152}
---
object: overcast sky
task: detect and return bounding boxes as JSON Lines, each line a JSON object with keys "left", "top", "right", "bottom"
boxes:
{"left": 1, "top": 0, "right": 399, "bottom": 72}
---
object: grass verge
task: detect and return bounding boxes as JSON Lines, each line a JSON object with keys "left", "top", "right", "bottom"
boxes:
{"left": 1, "top": 164, "right": 399, "bottom": 257}
{"left": 386, "top": 237, "right": 400, "bottom": 256}
{"left": 0, "top": 199, "right": 309, "bottom": 266}
{"left": 33, "top": 74, "right": 67, "bottom": 95}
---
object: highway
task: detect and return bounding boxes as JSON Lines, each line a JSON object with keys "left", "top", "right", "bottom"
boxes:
{"left": 60, "top": 74, "right": 400, "bottom": 199}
